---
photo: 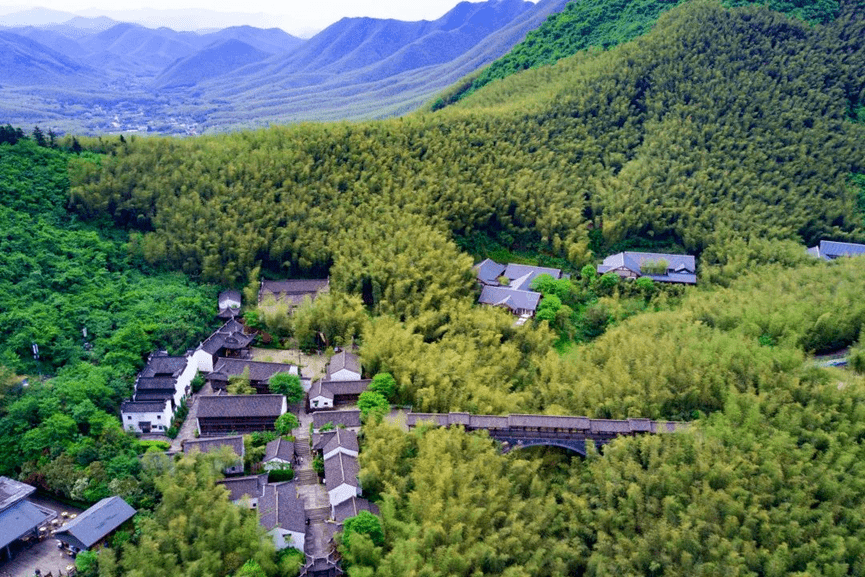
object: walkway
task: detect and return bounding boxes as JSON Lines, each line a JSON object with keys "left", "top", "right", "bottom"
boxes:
{"left": 170, "top": 382, "right": 213, "bottom": 452}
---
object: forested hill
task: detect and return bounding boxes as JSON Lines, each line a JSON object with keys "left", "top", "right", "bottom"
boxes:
{"left": 435, "top": 0, "right": 846, "bottom": 107}
{"left": 70, "top": 0, "right": 865, "bottom": 289}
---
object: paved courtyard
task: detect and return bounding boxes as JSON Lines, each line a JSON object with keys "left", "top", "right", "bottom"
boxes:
{"left": 0, "top": 496, "right": 83, "bottom": 577}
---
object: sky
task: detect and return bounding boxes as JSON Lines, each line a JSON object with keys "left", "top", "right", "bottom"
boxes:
{"left": 0, "top": 0, "right": 503, "bottom": 36}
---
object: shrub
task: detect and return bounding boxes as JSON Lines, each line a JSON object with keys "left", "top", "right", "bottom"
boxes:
{"left": 268, "top": 467, "right": 295, "bottom": 482}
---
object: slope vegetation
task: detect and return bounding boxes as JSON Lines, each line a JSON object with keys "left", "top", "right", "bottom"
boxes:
{"left": 441, "top": 0, "right": 844, "bottom": 106}
{"left": 70, "top": 1, "right": 865, "bottom": 287}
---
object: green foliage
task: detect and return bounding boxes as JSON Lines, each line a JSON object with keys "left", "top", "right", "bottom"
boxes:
{"left": 341, "top": 510, "right": 385, "bottom": 550}
{"left": 369, "top": 373, "right": 397, "bottom": 401}
{"left": 228, "top": 367, "right": 255, "bottom": 395}
{"left": 267, "top": 467, "right": 295, "bottom": 483}
{"left": 236, "top": 560, "right": 267, "bottom": 577}
{"left": 452, "top": 0, "right": 841, "bottom": 105}
{"left": 114, "top": 453, "right": 279, "bottom": 577}
{"left": 75, "top": 549, "right": 99, "bottom": 577}
{"left": 275, "top": 413, "right": 300, "bottom": 435}
{"left": 268, "top": 373, "right": 304, "bottom": 403}
{"left": 357, "top": 391, "right": 390, "bottom": 423}
{"left": 191, "top": 373, "right": 205, "bottom": 393}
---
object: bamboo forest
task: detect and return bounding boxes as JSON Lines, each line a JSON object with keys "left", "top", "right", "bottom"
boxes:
{"left": 2, "top": 0, "right": 865, "bottom": 575}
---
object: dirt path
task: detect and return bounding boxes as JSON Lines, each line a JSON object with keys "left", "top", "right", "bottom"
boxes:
{"left": 250, "top": 347, "right": 329, "bottom": 382}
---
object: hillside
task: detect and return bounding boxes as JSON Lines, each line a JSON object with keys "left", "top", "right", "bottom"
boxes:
{"left": 437, "top": 0, "right": 845, "bottom": 107}
{"left": 69, "top": 1, "right": 865, "bottom": 285}
{"left": 0, "top": 0, "right": 570, "bottom": 134}
{"left": 4, "top": 2, "right": 865, "bottom": 575}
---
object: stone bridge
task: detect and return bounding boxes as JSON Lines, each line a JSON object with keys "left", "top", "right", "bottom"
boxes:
{"left": 406, "top": 412, "right": 687, "bottom": 456}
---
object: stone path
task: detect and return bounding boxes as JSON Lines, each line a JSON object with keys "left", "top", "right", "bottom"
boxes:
{"left": 294, "top": 432, "right": 332, "bottom": 558}
{"left": 169, "top": 382, "right": 213, "bottom": 452}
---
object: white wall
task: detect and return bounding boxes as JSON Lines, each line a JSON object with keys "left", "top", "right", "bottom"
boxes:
{"left": 122, "top": 401, "right": 172, "bottom": 434}
{"left": 175, "top": 355, "right": 197, "bottom": 405}
{"left": 328, "top": 368, "right": 361, "bottom": 382}
{"left": 263, "top": 458, "right": 291, "bottom": 472}
{"left": 323, "top": 446, "right": 358, "bottom": 461}
{"left": 310, "top": 395, "right": 333, "bottom": 410}
{"left": 328, "top": 484, "right": 358, "bottom": 509}
{"left": 191, "top": 348, "right": 214, "bottom": 373}
{"left": 269, "top": 528, "right": 305, "bottom": 552}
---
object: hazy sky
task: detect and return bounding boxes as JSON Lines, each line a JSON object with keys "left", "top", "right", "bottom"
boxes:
{"left": 0, "top": 0, "right": 503, "bottom": 35}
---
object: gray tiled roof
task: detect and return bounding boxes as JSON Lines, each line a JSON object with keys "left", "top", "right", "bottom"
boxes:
{"left": 259, "top": 482, "right": 306, "bottom": 533}
{"left": 201, "top": 319, "right": 254, "bottom": 355}
{"left": 183, "top": 435, "right": 245, "bottom": 458}
{"left": 405, "top": 413, "right": 449, "bottom": 427}
{"left": 0, "top": 500, "right": 53, "bottom": 550}
{"left": 598, "top": 252, "right": 696, "bottom": 284}
{"left": 507, "top": 414, "right": 591, "bottom": 430}
{"left": 478, "top": 286, "right": 541, "bottom": 313}
{"left": 322, "top": 428, "right": 359, "bottom": 455}
{"left": 324, "top": 452, "right": 359, "bottom": 492}
{"left": 259, "top": 279, "right": 329, "bottom": 306}
{"left": 135, "top": 376, "right": 177, "bottom": 390}
{"left": 809, "top": 240, "right": 865, "bottom": 260}
{"left": 217, "top": 475, "right": 267, "bottom": 502}
{"left": 309, "top": 380, "right": 334, "bottom": 400}
{"left": 312, "top": 431, "right": 336, "bottom": 451}
{"left": 502, "top": 263, "right": 562, "bottom": 290}
{"left": 211, "top": 358, "right": 298, "bottom": 383}
{"left": 264, "top": 438, "right": 295, "bottom": 462}
{"left": 141, "top": 352, "right": 187, "bottom": 378}
{"left": 133, "top": 391, "right": 174, "bottom": 403}
{"left": 55, "top": 497, "right": 136, "bottom": 549}
{"left": 333, "top": 497, "right": 379, "bottom": 524}
{"left": 197, "top": 395, "right": 286, "bottom": 418}
{"left": 313, "top": 410, "right": 361, "bottom": 430}
{"left": 474, "top": 258, "right": 505, "bottom": 285}
{"left": 0, "top": 477, "right": 35, "bottom": 513}
{"left": 121, "top": 399, "right": 169, "bottom": 413}
{"left": 320, "top": 379, "right": 371, "bottom": 397}
{"left": 327, "top": 351, "right": 361, "bottom": 377}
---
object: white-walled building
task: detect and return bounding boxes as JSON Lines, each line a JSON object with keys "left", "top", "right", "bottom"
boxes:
{"left": 326, "top": 351, "right": 361, "bottom": 381}
{"left": 121, "top": 399, "right": 172, "bottom": 434}
{"left": 260, "top": 482, "right": 306, "bottom": 552}
{"left": 324, "top": 451, "right": 361, "bottom": 512}
{"left": 322, "top": 429, "right": 358, "bottom": 461}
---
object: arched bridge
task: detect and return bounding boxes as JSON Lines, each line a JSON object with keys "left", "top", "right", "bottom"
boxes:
{"left": 406, "top": 412, "right": 687, "bottom": 456}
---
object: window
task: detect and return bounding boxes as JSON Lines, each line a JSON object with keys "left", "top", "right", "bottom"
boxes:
{"left": 127, "top": 416, "right": 132, "bottom": 420}
{"left": 157, "top": 415, "right": 161, "bottom": 419}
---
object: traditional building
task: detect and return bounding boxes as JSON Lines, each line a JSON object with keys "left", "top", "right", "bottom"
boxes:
{"left": 308, "top": 379, "right": 370, "bottom": 411}
{"left": 191, "top": 319, "right": 255, "bottom": 373}
{"left": 263, "top": 437, "right": 297, "bottom": 471}
{"left": 806, "top": 240, "right": 865, "bottom": 260}
{"left": 0, "top": 477, "right": 54, "bottom": 561}
{"left": 259, "top": 279, "right": 330, "bottom": 309}
{"left": 312, "top": 410, "right": 361, "bottom": 432}
{"left": 120, "top": 399, "right": 172, "bottom": 434}
{"left": 325, "top": 351, "right": 361, "bottom": 381}
{"left": 196, "top": 395, "right": 287, "bottom": 436}
{"left": 207, "top": 358, "right": 300, "bottom": 394}
{"left": 260, "top": 482, "right": 307, "bottom": 551}
{"left": 474, "top": 259, "right": 562, "bottom": 317}
{"left": 55, "top": 496, "right": 136, "bottom": 551}
{"left": 217, "top": 289, "right": 242, "bottom": 320}
{"left": 217, "top": 474, "right": 268, "bottom": 508}
{"left": 323, "top": 452, "right": 361, "bottom": 512}
{"left": 183, "top": 435, "right": 245, "bottom": 475}
{"left": 597, "top": 251, "right": 696, "bottom": 284}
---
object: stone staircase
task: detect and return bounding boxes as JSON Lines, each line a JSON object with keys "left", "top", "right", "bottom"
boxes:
{"left": 295, "top": 469, "right": 319, "bottom": 485}
{"left": 307, "top": 506, "right": 331, "bottom": 522}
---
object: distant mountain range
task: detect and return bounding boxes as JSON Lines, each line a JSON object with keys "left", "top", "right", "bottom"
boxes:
{"left": 0, "top": 0, "right": 569, "bottom": 135}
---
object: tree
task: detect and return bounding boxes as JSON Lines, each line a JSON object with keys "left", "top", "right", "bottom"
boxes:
{"left": 368, "top": 372, "right": 397, "bottom": 401}
{"left": 269, "top": 373, "right": 304, "bottom": 403}
{"left": 75, "top": 550, "right": 99, "bottom": 577}
{"left": 228, "top": 367, "right": 255, "bottom": 395}
{"left": 341, "top": 510, "right": 384, "bottom": 549}
{"left": 357, "top": 391, "right": 389, "bottom": 423}
{"left": 275, "top": 413, "right": 299, "bottom": 435}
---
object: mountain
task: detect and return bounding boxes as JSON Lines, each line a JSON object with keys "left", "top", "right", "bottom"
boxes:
{"left": 0, "top": 0, "right": 572, "bottom": 133}
{"left": 152, "top": 39, "right": 272, "bottom": 89}
{"left": 0, "top": 31, "right": 96, "bottom": 87}
{"left": 194, "top": 0, "right": 571, "bottom": 126}
{"left": 0, "top": 8, "right": 77, "bottom": 26}
{"left": 200, "top": 26, "right": 303, "bottom": 55}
